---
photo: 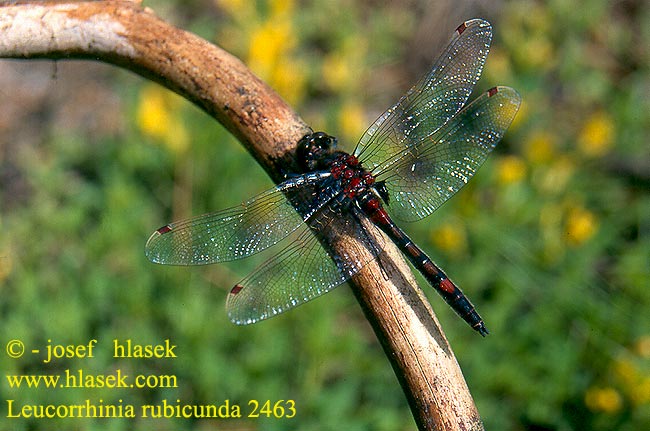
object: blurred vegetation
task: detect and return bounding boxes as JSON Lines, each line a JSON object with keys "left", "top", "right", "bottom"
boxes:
{"left": 1, "top": 0, "right": 649, "bottom": 430}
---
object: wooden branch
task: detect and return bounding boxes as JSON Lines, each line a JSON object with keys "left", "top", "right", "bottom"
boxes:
{"left": 0, "top": 2, "right": 484, "bottom": 430}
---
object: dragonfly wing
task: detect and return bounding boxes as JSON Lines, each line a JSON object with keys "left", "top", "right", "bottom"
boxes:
{"left": 379, "top": 86, "right": 521, "bottom": 221}
{"left": 354, "top": 19, "right": 492, "bottom": 170}
{"left": 145, "top": 172, "right": 335, "bottom": 265}
{"left": 226, "top": 204, "right": 385, "bottom": 324}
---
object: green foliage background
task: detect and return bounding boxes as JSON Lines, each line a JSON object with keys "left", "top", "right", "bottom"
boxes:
{"left": 1, "top": 0, "right": 648, "bottom": 430}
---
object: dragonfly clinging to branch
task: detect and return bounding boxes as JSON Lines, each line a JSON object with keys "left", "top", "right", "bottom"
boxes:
{"left": 145, "top": 19, "right": 521, "bottom": 336}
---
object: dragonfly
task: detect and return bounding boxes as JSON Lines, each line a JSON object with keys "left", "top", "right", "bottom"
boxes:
{"left": 145, "top": 19, "right": 521, "bottom": 336}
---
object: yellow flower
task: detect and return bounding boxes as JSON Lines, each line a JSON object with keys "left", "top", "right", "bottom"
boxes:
{"left": 614, "top": 358, "right": 638, "bottom": 386}
{"left": 522, "top": 36, "right": 554, "bottom": 70}
{"left": 635, "top": 336, "right": 650, "bottom": 358}
{"left": 431, "top": 222, "right": 467, "bottom": 257}
{"left": 338, "top": 101, "right": 366, "bottom": 143}
{"left": 565, "top": 206, "right": 598, "bottom": 246}
{"left": 585, "top": 387, "right": 623, "bottom": 413}
{"left": 323, "top": 54, "right": 353, "bottom": 92}
{"left": 539, "top": 156, "right": 575, "bottom": 194}
{"left": 496, "top": 155, "right": 526, "bottom": 185}
{"left": 631, "top": 376, "right": 650, "bottom": 405}
{"left": 578, "top": 111, "right": 615, "bottom": 157}
{"left": 524, "top": 130, "right": 556, "bottom": 164}
{"left": 271, "top": 58, "right": 306, "bottom": 105}
{"left": 269, "top": 0, "right": 294, "bottom": 16}
{"left": 137, "top": 85, "right": 170, "bottom": 138}
{"left": 0, "top": 251, "right": 12, "bottom": 283}
{"left": 245, "top": 2, "right": 307, "bottom": 105}
{"left": 613, "top": 357, "right": 650, "bottom": 406}
{"left": 539, "top": 202, "right": 565, "bottom": 263}
{"left": 322, "top": 35, "right": 367, "bottom": 93}
{"left": 136, "top": 85, "right": 189, "bottom": 155}
{"left": 503, "top": 3, "right": 554, "bottom": 71}
{"left": 215, "top": 0, "right": 246, "bottom": 16}
{"left": 483, "top": 47, "right": 513, "bottom": 84}
{"left": 248, "top": 20, "right": 294, "bottom": 78}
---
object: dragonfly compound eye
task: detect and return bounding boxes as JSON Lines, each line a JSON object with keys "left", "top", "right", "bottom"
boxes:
{"left": 296, "top": 132, "right": 337, "bottom": 173}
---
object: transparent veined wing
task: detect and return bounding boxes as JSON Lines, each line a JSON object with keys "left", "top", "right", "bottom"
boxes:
{"left": 145, "top": 172, "right": 337, "bottom": 265}
{"left": 377, "top": 86, "right": 521, "bottom": 221}
{"left": 226, "top": 203, "right": 385, "bottom": 324}
{"left": 354, "top": 19, "right": 492, "bottom": 172}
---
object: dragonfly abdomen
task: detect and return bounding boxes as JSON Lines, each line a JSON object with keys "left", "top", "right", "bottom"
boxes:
{"left": 360, "top": 194, "right": 489, "bottom": 336}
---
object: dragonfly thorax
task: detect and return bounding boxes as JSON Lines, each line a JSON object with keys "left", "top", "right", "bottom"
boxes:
{"left": 329, "top": 153, "right": 375, "bottom": 200}
{"left": 297, "top": 132, "right": 386, "bottom": 203}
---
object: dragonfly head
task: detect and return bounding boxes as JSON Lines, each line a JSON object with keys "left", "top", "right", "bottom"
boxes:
{"left": 296, "top": 132, "right": 337, "bottom": 172}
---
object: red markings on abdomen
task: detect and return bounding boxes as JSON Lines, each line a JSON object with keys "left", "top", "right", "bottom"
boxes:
{"left": 422, "top": 260, "right": 438, "bottom": 276}
{"left": 368, "top": 206, "right": 392, "bottom": 226}
{"left": 439, "top": 278, "right": 456, "bottom": 294}
{"left": 404, "top": 242, "right": 420, "bottom": 257}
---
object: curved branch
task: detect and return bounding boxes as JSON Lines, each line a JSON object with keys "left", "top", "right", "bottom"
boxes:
{"left": 0, "top": 2, "right": 484, "bottom": 430}
{"left": 0, "top": 0, "right": 307, "bottom": 180}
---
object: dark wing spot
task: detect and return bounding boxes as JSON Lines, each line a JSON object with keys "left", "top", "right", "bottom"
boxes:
{"left": 157, "top": 225, "right": 173, "bottom": 234}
